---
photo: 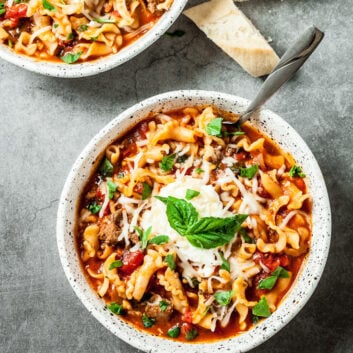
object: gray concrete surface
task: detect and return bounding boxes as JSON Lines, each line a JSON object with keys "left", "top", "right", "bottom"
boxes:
{"left": 1, "top": 0, "right": 353, "bottom": 352}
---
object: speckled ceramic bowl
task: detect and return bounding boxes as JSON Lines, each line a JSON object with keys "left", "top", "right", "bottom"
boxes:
{"left": 0, "top": 0, "right": 187, "bottom": 78}
{"left": 57, "top": 90, "right": 331, "bottom": 352}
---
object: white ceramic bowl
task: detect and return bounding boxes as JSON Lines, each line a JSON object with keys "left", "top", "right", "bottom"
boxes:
{"left": 0, "top": 1, "right": 187, "bottom": 78}
{"left": 57, "top": 90, "right": 331, "bottom": 352}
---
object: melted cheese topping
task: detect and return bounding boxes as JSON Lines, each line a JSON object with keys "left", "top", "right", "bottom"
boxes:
{"left": 142, "top": 176, "right": 233, "bottom": 278}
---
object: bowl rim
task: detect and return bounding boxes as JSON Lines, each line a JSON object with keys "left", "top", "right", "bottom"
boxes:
{"left": 0, "top": 0, "right": 187, "bottom": 78}
{"left": 56, "top": 90, "right": 331, "bottom": 352}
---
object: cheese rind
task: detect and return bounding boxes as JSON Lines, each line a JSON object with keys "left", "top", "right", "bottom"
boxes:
{"left": 183, "top": 0, "right": 279, "bottom": 77}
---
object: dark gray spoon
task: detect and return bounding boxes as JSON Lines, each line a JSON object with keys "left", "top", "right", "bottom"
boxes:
{"left": 223, "top": 25, "right": 324, "bottom": 126}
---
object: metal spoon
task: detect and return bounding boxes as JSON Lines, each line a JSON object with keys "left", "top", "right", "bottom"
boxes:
{"left": 223, "top": 25, "right": 324, "bottom": 126}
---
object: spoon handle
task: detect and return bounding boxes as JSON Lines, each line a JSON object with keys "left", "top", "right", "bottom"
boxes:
{"left": 231, "top": 26, "right": 324, "bottom": 125}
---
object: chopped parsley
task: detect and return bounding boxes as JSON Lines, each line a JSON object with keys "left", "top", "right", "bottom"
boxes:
{"left": 289, "top": 165, "right": 306, "bottom": 178}
{"left": 60, "top": 52, "right": 82, "bottom": 64}
{"left": 99, "top": 158, "right": 113, "bottom": 177}
{"left": 108, "top": 260, "right": 123, "bottom": 270}
{"left": 107, "top": 180, "right": 117, "bottom": 199}
{"left": 164, "top": 254, "right": 176, "bottom": 270}
{"left": 185, "top": 327, "right": 198, "bottom": 340}
{"left": 88, "top": 201, "right": 101, "bottom": 214}
{"left": 77, "top": 24, "right": 88, "bottom": 32}
{"left": 42, "top": 0, "right": 56, "bottom": 11}
{"left": 195, "top": 168, "right": 204, "bottom": 174}
{"left": 167, "top": 325, "right": 180, "bottom": 338}
{"left": 239, "top": 164, "right": 258, "bottom": 179}
{"left": 142, "top": 313, "right": 155, "bottom": 328}
{"left": 67, "top": 32, "right": 73, "bottom": 40}
{"left": 0, "top": 3, "right": 4, "bottom": 16}
{"left": 159, "top": 300, "right": 169, "bottom": 312}
{"left": 107, "top": 302, "right": 124, "bottom": 315}
{"left": 185, "top": 189, "right": 200, "bottom": 200}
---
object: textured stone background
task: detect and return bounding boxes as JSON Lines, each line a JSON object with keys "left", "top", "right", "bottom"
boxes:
{"left": 1, "top": 0, "right": 353, "bottom": 352}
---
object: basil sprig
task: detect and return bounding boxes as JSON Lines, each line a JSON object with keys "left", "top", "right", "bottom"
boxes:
{"left": 257, "top": 266, "right": 290, "bottom": 290}
{"left": 239, "top": 164, "right": 258, "bottom": 179}
{"left": 252, "top": 296, "right": 271, "bottom": 318}
{"left": 214, "top": 290, "right": 234, "bottom": 306}
{"left": 289, "top": 165, "right": 306, "bottom": 178}
{"left": 155, "top": 196, "right": 248, "bottom": 249}
{"left": 159, "top": 154, "right": 176, "bottom": 172}
{"left": 135, "top": 226, "right": 152, "bottom": 249}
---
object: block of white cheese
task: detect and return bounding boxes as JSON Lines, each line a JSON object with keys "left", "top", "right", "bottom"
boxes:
{"left": 184, "top": 0, "right": 279, "bottom": 77}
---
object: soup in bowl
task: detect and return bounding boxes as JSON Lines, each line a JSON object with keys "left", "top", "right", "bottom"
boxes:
{"left": 0, "top": 0, "right": 187, "bottom": 77}
{"left": 57, "top": 90, "right": 331, "bottom": 352}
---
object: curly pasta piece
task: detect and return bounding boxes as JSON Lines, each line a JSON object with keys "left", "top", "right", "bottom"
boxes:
{"left": 157, "top": 267, "right": 189, "bottom": 314}
{"left": 238, "top": 137, "right": 265, "bottom": 152}
{"left": 106, "top": 145, "right": 121, "bottom": 165}
{"left": 256, "top": 224, "right": 287, "bottom": 253}
{"left": 260, "top": 171, "right": 283, "bottom": 199}
{"left": 264, "top": 274, "right": 292, "bottom": 311}
{"left": 82, "top": 224, "right": 99, "bottom": 261}
{"left": 126, "top": 250, "right": 165, "bottom": 301}
{"left": 192, "top": 294, "right": 209, "bottom": 324}
{"left": 283, "top": 180, "right": 310, "bottom": 210}
{"left": 237, "top": 243, "right": 257, "bottom": 260}
{"left": 264, "top": 152, "right": 285, "bottom": 170}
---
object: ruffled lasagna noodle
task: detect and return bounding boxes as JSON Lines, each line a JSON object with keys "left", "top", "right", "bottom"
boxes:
{"left": 77, "top": 106, "right": 312, "bottom": 342}
{"left": 0, "top": 0, "right": 173, "bottom": 62}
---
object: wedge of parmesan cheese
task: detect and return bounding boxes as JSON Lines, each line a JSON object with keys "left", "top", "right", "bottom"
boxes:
{"left": 183, "top": 0, "right": 279, "bottom": 77}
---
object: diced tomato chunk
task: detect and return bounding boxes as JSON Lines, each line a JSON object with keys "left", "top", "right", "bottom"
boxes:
{"left": 235, "top": 151, "right": 248, "bottom": 161}
{"left": 119, "top": 250, "right": 144, "bottom": 276}
{"left": 182, "top": 310, "right": 192, "bottom": 324}
{"left": 253, "top": 252, "right": 289, "bottom": 272}
{"left": 5, "top": 4, "right": 28, "bottom": 19}
{"left": 290, "top": 177, "right": 306, "bottom": 192}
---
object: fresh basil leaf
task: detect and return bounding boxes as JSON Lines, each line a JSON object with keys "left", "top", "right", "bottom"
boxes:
{"left": 88, "top": 201, "right": 101, "bottom": 214}
{"left": 185, "top": 328, "right": 198, "bottom": 340}
{"left": 43, "top": 0, "right": 56, "bottom": 11}
{"left": 240, "top": 164, "right": 258, "bottom": 179}
{"left": 166, "top": 196, "right": 198, "bottom": 235}
{"left": 252, "top": 296, "right": 271, "bottom": 317}
{"left": 185, "top": 189, "right": 200, "bottom": 200}
{"left": 60, "top": 51, "right": 82, "bottom": 64}
{"left": 165, "top": 29, "right": 185, "bottom": 37}
{"left": 205, "top": 117, "right": 223, "bottom": 137}
{"left": 142, "top": 182, "right": 152, "bottom": 200}
{"left": 239, "top": 228, "right": 255, "bottom": 244}
{"left": 195, "top": 168, "right": 204, "bottom": 174}
{"left": 53, "top": 23, "right": 59, "bottom": 29}
{"left": 107, "top": 302, "right": 124, "bottom": 315}
{"left": 109, "top": 260, "right": 123, "bottom": 270}
{"left": 258, "top": 275, "right": 278, "bottom": 290}
{"left": 77, "top": 24, "right": 88, "bottom": 32}
{"left": 167, "top": 325, "right": 180, "bottom": 338}
{"left": 94, "top": 17, "right": 116, "bottom": 23}
{"left": 99, "top": 158, "right": 113, "bottom": 177}
{"left": 135, "top": 225, "right": 151, "bottom": 249}
{"left": 252, "top": 315, "right": 260, "bottom": 324}
{"left": 177, "top": 155, "right": 188, "bottom": 163}
{"left": 219, "top": 251, "right": 230, "bottom": 272}
{"left": 164, "top": 254, "right": 176, "bottom": 270}
{"left": 142, "top": 313, "right": 155, "bottom": 328}
{"left": 191, "top": 277, "right": 200, "bottom": 288}
{"left": 272, "top": 266, "right": 290, "bottom": 278}
{"left": 214, "top": 290, "right": 234, "bottom": 306}
{"left": 185, "top": 214, "right": 248, "bottom": 249}
{"left": 149, "top": 235, "right": 169, "bottom": 245}
{"left": 67, "top": 32, "right": 73, "bottom": 40}
{"left": 289, "top": 165, "right": 306, "bottom": 178}
{"left": 0, "top": 2, "right": 5, "bottom": 16}
{"left": 91, "top": 35, "right": 98, "bottom": 41}
{"left": 155, "top": 195, "right": 168, "bottom": 204}
{"left": 159, "top": 300, "right": 169, "bottom": 311}
{"left": 107, "top": 180, "right": 117, "bottom": 199}
{"left": 159, "top": 154, "right": 176, "bottom": 172}
{"left": 223, "top": 131, "right": 245, "bottom": 136}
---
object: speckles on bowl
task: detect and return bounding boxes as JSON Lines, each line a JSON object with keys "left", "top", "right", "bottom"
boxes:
{"left": 56, "top": 90, "right": 331, "bottom": 353}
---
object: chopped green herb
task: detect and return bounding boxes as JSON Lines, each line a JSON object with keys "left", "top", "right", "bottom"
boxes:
{"left": 191, "top": 277, "right": 200, "bottom": 288}
{"left": 149, "top": 235, "right": 169, "bottom": 245}
{"left": 107, "top": 180, "right": 117, "bottom": 199}
{"left": 214, "top": 290, "right": 234, "bottom": 306}
{"left": 252, "top": 315, "right": 260, "bottom": 324}
{"left": 94, "top": 17, "right": 116, "bottom": 23}
{"left": 107, "top": 302, "right": 124, "bottom": 315}
{"left": 0, "top": 2, "right": 4, "bottom": 16}
{"left": 88, "top": 201, "right": 102, "bottom": 214}
{"left": 258, "top": 266, "right": 290, "bottom": 290}
{"left": 99, "top": 158, "right": 113, "bottom": 177}
{"left": 185, "top": 328, "right": 198, "bottom": 340}
{"left": 159, "top": 154, "right": 176, "bottom": 172}
{"left": 60, "top": 51, "right": 82, "bottom": 64}
{"left": 91, "top": 35, "right": 99, "bottom": 41}
{"left": 219, "top": 251, "right": 230, "bottom": 272}
{"left": 154, "top": 195, "right": 168, "bottom": 204}
{"left": 239, "top": 228, "right": 255, "bottom": 244}
{"left": 159, "top": 300, "right": 169, "bottom": 311}
{"left": 223, "top": 130, "right": 245, "bottom": 137}
{"left": 167, "top": 325, "right": 180, "bottom": 338}
{"left": 185, "top": 189, "right": 200, "bottom": 200}
{"left": 206, "top": 117, "right": 223, "bottom": 137}
{"left": 42, "top": 0, "right": 56, "bottom": 11}
{"left": 164, "top": 254, "right": 176, "bottom": 270}
{"left": 142, "top": 313, "right": 155, "bottom": 328}
{"left": 53, "top": 23, "right": 59, "bottom": 29}
{"left": 289, "top": 165, "right": 306, "bottom": 178}
{"left": 117, "top": 172, "right": 125, "bottom": 178}
{"left": 108, "top": 260, "right": 123, "bottom": 270}
{"left": 135, "top": 226, "right": 152, "bottom": 249}
{"left": 239, "top": 164, "right": 258, "bottom": 179}
{"left": 77, "top": 24, "right": 88, "bottom": 32}
{"left": 141, "top": 182, "right": 152, "bottom": 200}
{"left": 252, "top": 296, "right": 271, "bottom": 317}
{"left": 165, "top": 29, "right": 185, "bottom": 37}
{"left": 67, "top": 32, "right": 73, "bottom": 40}
{"left": 195, "top": 168, "right": 204, "bottom": 174}
{"left": 7, "top": 39, "right": 13, "bottom": 48}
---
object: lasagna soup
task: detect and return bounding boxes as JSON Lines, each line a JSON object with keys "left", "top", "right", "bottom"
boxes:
{"left": 0, "top": 0, "right": 172, "bottom": 63}
{"left": 77, "top": 106, "right": 311, "bottom": 342}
